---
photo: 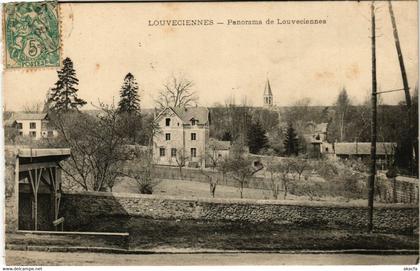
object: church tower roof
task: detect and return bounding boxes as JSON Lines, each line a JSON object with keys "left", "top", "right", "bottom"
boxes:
{"left": 264, "top": 79, "right": 273, "bottom": 96}
{"left": 263, "top": 79, "right": 273, "bottom": 107}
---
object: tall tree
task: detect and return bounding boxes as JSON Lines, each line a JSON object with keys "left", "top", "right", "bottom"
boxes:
{"left": 49, "top": 103, "right": 127, "bottom": 192}
{"left": 335, "top": 87, "right": 351, "bottom": 141}
{"left": 155, "top": 75, "right": 198, "bottom": 110}
{"left": 117, "top": 73, "right": 142, "bottom": 143}
{"left": 284, "top": 122, "right": 299, "bottom": 156}
{"left": 47, "top": 57, "right": 86, "bottom": 112}
{"left": 247, "top": 120, "right": 268, "bottom": 154}
{"left": 118, "top": 73, "right": 141, "bottom": 114}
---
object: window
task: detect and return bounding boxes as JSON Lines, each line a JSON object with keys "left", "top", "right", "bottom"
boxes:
{"left": 171, "top": 148, "right": 177, "bottom": 157}
{"left": 191, "top": 133, "right": 196, "bottom": 140}
{"left": 191, "top": 148, "right": 197, "bottom": 158}
{"left": 29, "top": 131, "right": 36, "bottom": 138}
{"left": 29, "top": 122, "right": 36, "bottom": 129}
{"left": 191, "top": 119, "right": 198, "bottom": 126}
{"left": 159, "top": 148, "right": 165, "bottom": 157}
{"left": 165, "top": 133, "right": 171, "bottom": 141}
{"left": 17, "top": 123, "right": 22, "bottom": 129}
{"left": 47, "top": 131, "right": 54, "bottom": 137}
{"left": 18, "top": 131, "right": 23, "bottom": 136}
{"left": 165, "top": 118, "right": 171, "bottom": 126}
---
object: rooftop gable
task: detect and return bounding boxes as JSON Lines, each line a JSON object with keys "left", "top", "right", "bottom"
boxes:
{"left": 156, "top": 106, "right": 209, "bottom": 125}
{"left": 13, "top": 112, "right": 48, "bottom": 121}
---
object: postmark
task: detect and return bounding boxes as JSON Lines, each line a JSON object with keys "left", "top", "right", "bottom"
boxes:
{"left": 3, "top": 1, "right": 60, "bottom": 69}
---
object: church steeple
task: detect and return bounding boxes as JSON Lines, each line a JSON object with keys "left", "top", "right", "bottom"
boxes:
{"left": 263, "top": 79, "right": 273, "bottom": 107}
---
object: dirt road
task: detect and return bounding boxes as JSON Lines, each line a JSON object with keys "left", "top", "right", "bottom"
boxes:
{"left": 5, "top": 250, "right": 419, "bottom": 266}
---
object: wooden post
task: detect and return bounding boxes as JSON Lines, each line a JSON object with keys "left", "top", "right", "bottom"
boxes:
{"left": 388, "top": 0, "right": 416, "bottom": 176}
{"left": 47, "top": 166, "right": 62, "bottom": 231}
{"left": 368, "top": 0, "right": 377, "bottom": 233}
{"left": 28, "top": 168, "right": 42, "bottom": 231}
{"left": 14, "top": 156, "right": 20, "bottom": 232}
{"left": 48, "top": 167, "right": 57, "bottom": 230}
{"left": 388, "top": 0, "right": 411, "bottom": 109}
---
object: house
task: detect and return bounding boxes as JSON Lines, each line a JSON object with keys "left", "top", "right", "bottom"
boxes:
{"left": 334, "top": 142, "right": 397, "bottom": 169}
{"left": 153, "top": 106, "right": 210, "bottom": 167}
{"left": 305, "top": 121, "right": 329, "bottom": 158}
{"left": 207, "top": 138, "right": 231, "bottom": 162}
{"left": 10, "top": 112, "right": 57, "bottom": 140}
{"left": 310, "top": 141, "right": 334, "bottom": 158}
{"left": 304, "top": 121, "right": 328, "bottom": 143}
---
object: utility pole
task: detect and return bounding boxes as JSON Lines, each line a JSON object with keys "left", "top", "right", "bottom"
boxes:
{"left": 388, "top": 0, "right": 411, "bottom": 108}
{"left": 388, "top": 0, "right": 416, "bottom": 175}
{"left": 368, "top": 0, "right": 377, "bottom": 233}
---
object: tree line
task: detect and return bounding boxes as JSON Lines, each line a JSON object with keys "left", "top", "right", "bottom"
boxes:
{"left": 7, "top": 57, "right": 418, "bottom": 193}
{"left": 208, "top": 87, "right": 418, "bottom": 175}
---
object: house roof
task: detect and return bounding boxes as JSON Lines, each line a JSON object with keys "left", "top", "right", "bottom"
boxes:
{"left": 159, "top": 106, "right": 209, "bottom": 125}
{"left": 18, "top": 148, "right": 71, "bottom": 158}
{"left": 3, "top": 118, "right": 16, "bottom": 127}
{"left": 335, "top": 142, "right": 397, "bottom": 156}
{"left": 13, "top": 112, "right": 48, "bottom": 121}
{"left": 263, "top": 79, "right": 273, "bottom": 96}
{"left": 208, "top": 138, "right": 231, "bottom": 150}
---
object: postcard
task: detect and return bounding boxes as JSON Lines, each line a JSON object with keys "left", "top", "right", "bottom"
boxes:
{"left": 1, "top": 0, "right": 418, "bottom": 268}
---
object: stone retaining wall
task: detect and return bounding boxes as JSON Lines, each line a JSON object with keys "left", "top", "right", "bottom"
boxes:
{"left": 61, "top": 191, "right": 419, "bottom": 233}
{"left": 5, "top": 147, "right": 19, "bottom": 233}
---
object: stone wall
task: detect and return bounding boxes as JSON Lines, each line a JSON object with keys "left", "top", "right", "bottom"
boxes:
{"left": 4, "top": 147, "right": 19, "bottom": 233}
{"left": 61, "top": 191, "right": 418, "bottom": 233}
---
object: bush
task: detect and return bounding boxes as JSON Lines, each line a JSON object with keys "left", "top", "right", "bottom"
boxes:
{"left": 137, "top": 179, "right": 155, "bottom": 194}
{"left": 374, "top": 176, "right": 392, "bottom": 203}
{"left": 289, "top": 179, "right": 328, "bottom": 200}
{"left": 343, "top": 176, "right": 363, "bottom": 200}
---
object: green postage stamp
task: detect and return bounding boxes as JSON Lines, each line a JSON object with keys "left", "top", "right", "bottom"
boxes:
{"left": 3, "top": 1, "right": 60, "bottom": 69}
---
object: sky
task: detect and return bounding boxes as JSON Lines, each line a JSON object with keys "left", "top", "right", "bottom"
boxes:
{"left": 3, "top": 1, "right": 418, "bottom": 111}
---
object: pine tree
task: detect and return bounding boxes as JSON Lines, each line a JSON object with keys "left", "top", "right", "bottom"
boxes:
{"left": 47, "top": 58, "right": 86, "bottom": 112}
{"left": 118, "top": 73, "right": 142, "bottom": 144}
{"left": 118, "top": 73, "right": 140, "bottom": 114}
{"left": 284, "top": 122, "right": 299, "bottom": 156}
{"left": 247, "top": 120, "right": 268, "bottom": 154}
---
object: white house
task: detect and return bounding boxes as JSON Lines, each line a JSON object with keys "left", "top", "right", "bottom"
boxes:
{"left": 12, "top": 113, "right": 57, "bottom": 140}
{"left": 153, "top": 106, "right": 210, "bottom": 167}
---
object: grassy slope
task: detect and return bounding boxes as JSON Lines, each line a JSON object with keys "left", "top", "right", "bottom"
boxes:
{"left": 114, "top": 178, "right": 367, "bottom": 204}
